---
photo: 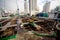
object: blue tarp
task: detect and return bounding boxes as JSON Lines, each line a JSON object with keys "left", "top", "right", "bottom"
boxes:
{"left": 36, "top": 12, "right": 49, "bottom": 17}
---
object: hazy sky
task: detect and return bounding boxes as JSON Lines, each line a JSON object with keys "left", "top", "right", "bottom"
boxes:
{"left": 0, "top": 0, "right": 60, "bottom": 12}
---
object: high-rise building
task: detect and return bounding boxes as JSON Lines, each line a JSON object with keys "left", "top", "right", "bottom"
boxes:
{"left": 24, "top": 0, "right": 28, "bottom": 14}
{"left": 0, "top": 10, "right": 2, "bottom": 17}
{"left": 29, "top": 0, "right": 37, "bottom": 15}
{"left": 43, "top": 2, "right": 50, "bottom": 13}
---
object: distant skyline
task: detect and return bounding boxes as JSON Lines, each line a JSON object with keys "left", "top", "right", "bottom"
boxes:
{"left": 38, "top": 0, "right": 60, "bottom": 12}
{"left": 0, "top": 0, "right": 60, "bottom": 12}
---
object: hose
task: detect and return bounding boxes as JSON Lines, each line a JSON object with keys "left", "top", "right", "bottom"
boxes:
{"left": 32, "top": 31, "right": 57, "bottom": 37}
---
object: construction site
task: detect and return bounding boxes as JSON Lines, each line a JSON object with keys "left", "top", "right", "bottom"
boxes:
{"left": 0, "top": 0, "right": 60, "bottom": 40}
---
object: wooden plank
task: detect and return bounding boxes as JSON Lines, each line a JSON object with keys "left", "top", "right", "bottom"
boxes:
{"left": 0, "top": 21, "right": 17, "bottom": 31}
{"left": 0, "top": 24, "right": 17, "bottom": 31}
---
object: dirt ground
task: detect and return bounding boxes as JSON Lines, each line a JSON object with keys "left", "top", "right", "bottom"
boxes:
{"left": 10, "top": 31, "right": 56, "bottom": 40}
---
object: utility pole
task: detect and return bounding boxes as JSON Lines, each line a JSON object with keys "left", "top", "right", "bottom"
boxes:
{"left": 16, "top": 0, "right": 23, "bottom": 34}
{"left": 16, "top": 0, "right": 20, "bottom": 34}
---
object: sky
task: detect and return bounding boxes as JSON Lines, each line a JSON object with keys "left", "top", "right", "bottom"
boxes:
{"left": 0, "top": 0, "right": 60, "bottom": 12}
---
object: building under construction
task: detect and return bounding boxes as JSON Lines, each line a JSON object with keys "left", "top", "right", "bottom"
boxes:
{"left": 0, "top": 0, "right": 60, "bottom": 40}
